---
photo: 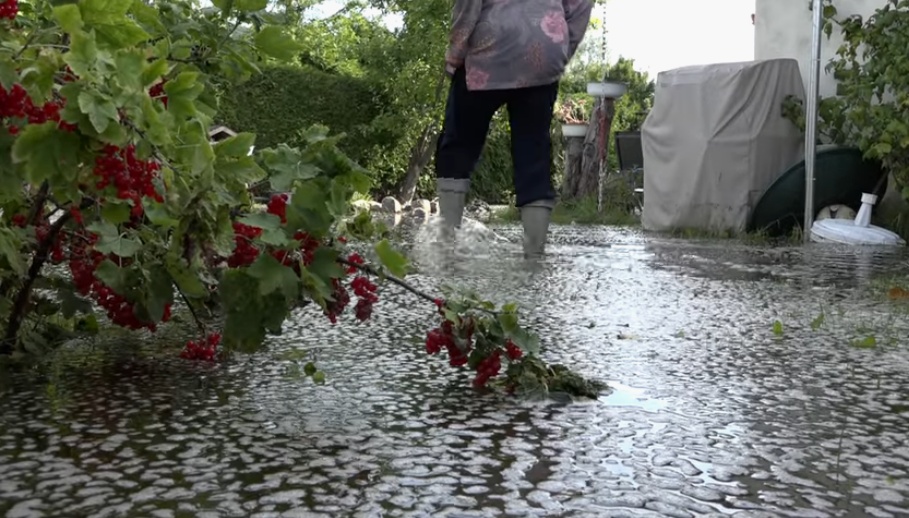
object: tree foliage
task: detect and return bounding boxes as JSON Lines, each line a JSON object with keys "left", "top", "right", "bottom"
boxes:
{"left": 781, "top": 0, "right": 909, "bottom": 200}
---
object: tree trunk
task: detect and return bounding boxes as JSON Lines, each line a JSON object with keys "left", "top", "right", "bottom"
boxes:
{"left": 562, "top": 98, "right": 601, "bottom": 200}
{"left": 394, "top": 72, "right": 449, "bottom": 205}
{"left": 560, "top": 136, "right": 585, "bottom": 199}
{"left": 594, "top": 98, "right": 616, "bottom": 213}
{"left": 396, "top": 121, "right": 439, "bottom": 205}
{"left": 561, "top": 95, "right": 617, "bottom": 205}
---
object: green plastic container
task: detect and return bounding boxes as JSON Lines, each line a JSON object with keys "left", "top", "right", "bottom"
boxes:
{"left": 748, "top": 146, "right": 889, "bottom": 236}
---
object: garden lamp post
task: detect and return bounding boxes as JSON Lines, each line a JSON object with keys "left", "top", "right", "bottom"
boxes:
{"left": 803, "top": 0, "right": 824, "bottom": 242}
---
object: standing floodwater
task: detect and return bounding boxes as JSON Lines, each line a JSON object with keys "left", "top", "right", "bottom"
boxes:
{"left": 2, "top": 225, "right": 909, "bottom": 517}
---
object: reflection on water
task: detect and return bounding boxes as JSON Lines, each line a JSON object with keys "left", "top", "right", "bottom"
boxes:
{"left": 2, "top": 224, "right": 909, "bottom": 517}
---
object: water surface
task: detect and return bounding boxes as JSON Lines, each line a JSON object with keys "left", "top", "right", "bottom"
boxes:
{"left": 2, "top": 223, "right": 909, "bottom": 517}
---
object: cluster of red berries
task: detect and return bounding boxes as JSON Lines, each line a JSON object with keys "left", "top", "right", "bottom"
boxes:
{"left": 181, "top": 332, "right": 220, "bottom": 362}
{"left": 504, "top": 339, "right": 523, "bottom": 360}
{"left": 324, "top": 278, "right": 351, "bottom": 324}
{"left": 9, "top": 206, "right": 69, "bottom": 263}
{"left": 149, "top": 81, "right": 168, "bottom": 108}
{"left": 424, "top": 299, "right": 525, "bottom": 388}
{"left": 425, "top": 319, "right": 469, "bottom": 367}
{"left": 474, "top": 349, "right": 502, "bottom": 388}
{"left": 0, "top": 0, "right": 18, "bottom": 21}
{"left": 350, "top": 275, "right": 378, "bottom": 321}
{"left": 0, "top": 83, "right": 76, "bottom": 134}
{"left": 66, "top": 227, "right": 172, "bottom": 331}
{"left": 227, "top": 221, "right": 262, "bottom": 267}
{"left": 345, "top": 252, "right": 364, "bottom": 274}
{"left": 267, "top": 193, "right": 288, "bottom": 223}
{"left": 92, "top": 144, "right": 163, "bottom": 219}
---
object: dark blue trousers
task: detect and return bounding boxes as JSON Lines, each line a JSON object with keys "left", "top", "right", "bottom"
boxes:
{"left": 434, "top": 67, "right": 559, "bottom": 207}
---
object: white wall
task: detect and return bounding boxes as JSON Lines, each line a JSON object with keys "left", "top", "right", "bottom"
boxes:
{"left": 754, "top": 0, "right": 883, "bottom": 99}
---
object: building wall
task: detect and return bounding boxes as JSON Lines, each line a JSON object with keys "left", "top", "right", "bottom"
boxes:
{"left": 754, "top": 0, "right": 883, "bottom": 98}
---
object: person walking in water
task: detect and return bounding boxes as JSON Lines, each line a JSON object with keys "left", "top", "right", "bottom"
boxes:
{"left": 434, "top": 0, "right": 594, "bottom": 258}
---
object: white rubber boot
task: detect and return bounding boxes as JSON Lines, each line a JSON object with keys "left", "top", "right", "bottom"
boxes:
{"left": 437, "top": 178, "right": 469, "bottom": 229}
{"left": 520, "top": 200, "right": 555, "bottom": 259}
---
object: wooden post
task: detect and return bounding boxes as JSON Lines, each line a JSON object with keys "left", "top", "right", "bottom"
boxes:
{"left": 562, "top": 135, "right": 586, "bottom": 199}
{"left": 597, "top": 98, "right": 616, "bottom": 213}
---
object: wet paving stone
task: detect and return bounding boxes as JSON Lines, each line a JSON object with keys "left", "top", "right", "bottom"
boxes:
{"left": 2, "top": 225, "right": 909, "bottom": 517}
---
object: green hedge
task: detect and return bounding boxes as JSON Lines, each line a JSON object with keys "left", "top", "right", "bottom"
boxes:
{"left": 217, "top": 65, "right": 396, "bottom": 167}
{"left": 216, "top": 64, "right": 556, "bottom": 203}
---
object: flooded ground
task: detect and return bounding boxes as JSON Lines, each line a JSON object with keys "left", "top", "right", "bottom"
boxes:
{"left": 2, "top": 223, "right": 909, "bottom": 517}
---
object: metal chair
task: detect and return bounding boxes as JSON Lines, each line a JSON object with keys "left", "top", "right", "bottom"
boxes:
{"left": 615, "top": 131, "right": 644, "bottom": 209}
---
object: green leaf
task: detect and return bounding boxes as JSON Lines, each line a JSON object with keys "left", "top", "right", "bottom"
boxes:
{"left": 58, "top": 286, "right": 93, "bottom": 319}
{"left": 247, "top": 253, "right": 299, "bottom": 300}
{"left": 143, "top": 264, "right": 173, "bottom": 323}
{"left": 810, "top": 312, "right": 825, "bottom": 331}
{"left": 88, "top": 221, "right": 142, "bottom": 257}
{"left": 165, "top": 255, "right": 208, "bottom": 298}
{"left": 214, "top": 132, "right": 255, "bottom": 158}
{"left": 0, "top": 59, "right": 17, "bottom": 90}
{"left": 286, "top": 183, "right": 332, "bottom": 237}
{"left": 852, "top": 335, "right": 877, "bottom": 349}
{"left": 81, "top": 0, "right": 133, "bottom": 21}
{"left": 63, "top": 30, "right": 98, "bottom": 78}
{"left": 78, "top": 90, "right": 119, "bottom": 134}
{"left": 375, "top": 239, "right": 409, "bottom": 278}
{"left": 220, "top": 269, "right": 289, "bottom": 353}
{"left": 772, "top": 320, "right": 784, "bottom": 337}
{"left": 215, "top": 156, "right": 266, "bottom": 185}
{"left": 163, "top": 71, "right": 204, "bottom": 118}
{"left": 0, "top": 228, "right": 25, "bottom": 276}
{"left": 53, "top": 4, "right": 83, "bottom": 33}
{"left": 79, "top": 0, "right": 150, "bottom": 48}
{"left": 311, "top": 371, "right": 326, "bottom": 384}
{"left": 259, "top": 228, "right": 290, "bottom": 247}
{"left": 254, "top": 26, "right": 303, "bottom": 61}
{"left": 872, "top": 142, "right": 892, "bottom": 156}
{"left": 326, "top": 178, "right": 349, "bottom": 217}
{"left": 10, "top": 123, "right": 83, "bottom": 186}
{"left": 235, "top": 0, "right": 267, "bottom": 11}
{"left": 140, "top": 58, "right": 168, "bottom": 89}
{"left": 261, "top": 144, "right": 320, "bottom": 192}
{"left": 307, "top": 246, "right": 344, "bottom": 279}
{"left": 237, "top": 212, "right": 281, "bottom": 231}
{"left": 172, "top": 120, "right": 214, "bottom": 177}
{"left": 144, "top": 201, "right": 178, "bottom": 228}
{"left": 210, "top": 0, "right": 232, "bottom": 11}
{"left": 509, "top": 328, "right": 541, "bottom": 356}
{"left": 303, "top": 361, "right": 317, "bottom": 376}
{"left": 498, "top": 311, "right": 519, "bottom": 335}
{"left": 114, "top": 49, "right": 146, "bottom": 92}
{"left": 101, "top": 200, "right": 132, "bottom": 225}
{"left": 94, "top": 259, "right": 129, "bottom": 294}
{"left": 130, "top": 0, "right": 166, "bottom": 36}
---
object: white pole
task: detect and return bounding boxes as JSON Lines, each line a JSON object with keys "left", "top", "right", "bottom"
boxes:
{"left": 803, "top": 0, "right": 824, "bottom": 242}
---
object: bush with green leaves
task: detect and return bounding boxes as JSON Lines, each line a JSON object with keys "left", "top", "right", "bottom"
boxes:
{"left": 782, "top": 0, "right": 909, "bottom": 199}
{"left": 0, "top": 0, "right": 602, "bottom": 399}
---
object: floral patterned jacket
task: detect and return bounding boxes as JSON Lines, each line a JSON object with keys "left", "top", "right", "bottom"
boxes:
{"left": 445, "top": 0, "right": 594, "bottom": 91}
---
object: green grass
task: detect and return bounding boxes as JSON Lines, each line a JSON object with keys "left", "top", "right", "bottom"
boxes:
{"left": 489, "top": 196, "right": 806, "bottom": 246}
{"left": 664, "top": 226, "right": 804, "bottom": 245}
{"left": 490, "top": 196, "right": 640, "bottom": 226}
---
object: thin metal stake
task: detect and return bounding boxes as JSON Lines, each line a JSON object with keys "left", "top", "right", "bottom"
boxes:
{"left": 803, "top": 0, "right": 824, "bottom": 242}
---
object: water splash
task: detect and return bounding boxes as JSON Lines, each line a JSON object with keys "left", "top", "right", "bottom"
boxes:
{"left": 408, "top": 216, "right": 519, "bottom": 276}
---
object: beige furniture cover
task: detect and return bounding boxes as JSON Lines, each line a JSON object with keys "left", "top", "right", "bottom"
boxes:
{"left": 641, "top": 59, "right": 806, "bottom": 232}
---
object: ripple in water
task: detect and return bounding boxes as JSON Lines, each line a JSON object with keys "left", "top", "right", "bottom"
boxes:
{"left": 1, "top": 225, "right": 909, "bottom": 517}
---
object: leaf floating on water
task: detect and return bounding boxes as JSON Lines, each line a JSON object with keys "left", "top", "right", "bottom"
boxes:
{"left": 810, "top": 313, "right": 825, "bottom": 331}
{"left": 852, "top": 335, "right": 877, "bottom": 349}
{"left": 887, "top": 286, "right": 909, "bottom": 300}
{"left": 772, "top": 320, "right": 784, "bottom": 337}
